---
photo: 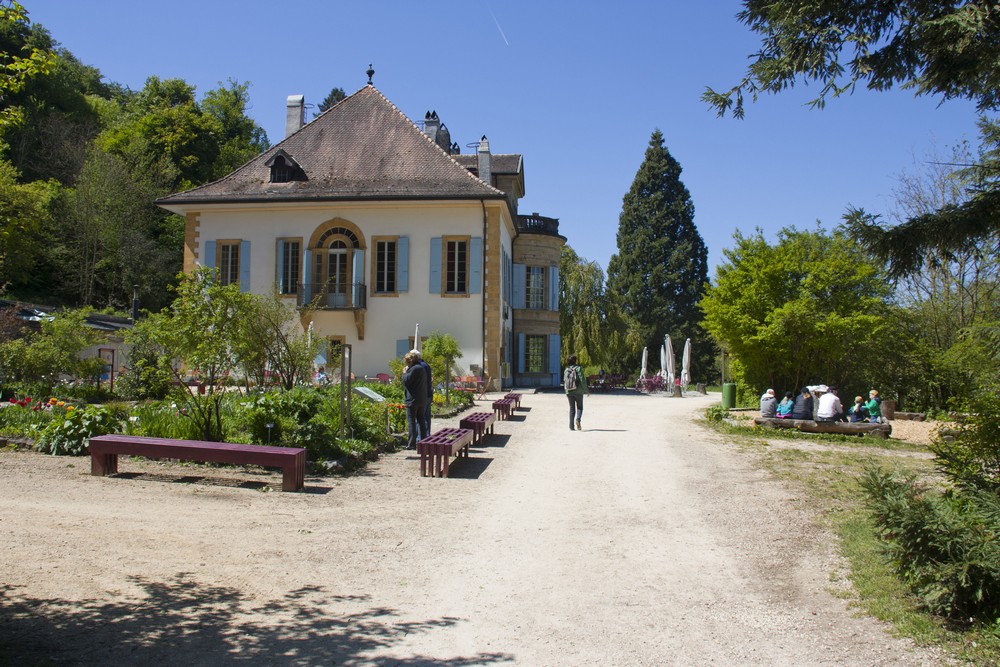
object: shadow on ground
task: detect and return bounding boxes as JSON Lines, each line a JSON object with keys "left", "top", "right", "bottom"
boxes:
{"left": 447, "top": 456, "right": 493, "bottom": 479}
{"left": 108, "top": 472, "right": 334, "bottom": 495}
{"left": 479, "top": 433, "right": 511, "bottom": 449}
{"left": 0, "top": 575, "right": 514, "bottom": 666}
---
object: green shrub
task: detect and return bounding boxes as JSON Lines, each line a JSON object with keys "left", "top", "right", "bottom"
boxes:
{"left": 36, "top": 405, "right": 120, "bottom": 456}
{"left": 861, "top": 465, "right": 1000, "bottom": 622}
{"left": 931, "top": 387, "right": 1000, "bottom": 493}
{"left": 705, "top": 404, "right": 729, "bottom": 422}
{"left": 124, "top": 401, "right": 200, "bottom": 440}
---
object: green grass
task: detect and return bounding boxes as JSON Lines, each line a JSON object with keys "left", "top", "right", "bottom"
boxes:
{"left": 706, "top": 412, "right": 1000, "bottom": 665}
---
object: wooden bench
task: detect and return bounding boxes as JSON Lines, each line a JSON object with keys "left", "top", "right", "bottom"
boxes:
{"left": 459, "top": 411, "right": 497, "bottom": 446}
{"left": 417, "top": 427, "right": 474, "bottom": 477}
{"left": 503, "top": 392, "right": 522, "bottom": 409}
{"left": 492, "top": 397, "right": 515, "bottom": 420}
{"left": 88, "top": 435, "right": 307, "bottom": 491}
{"left": 753, "top": 417, "right": 892, "bottom": 439}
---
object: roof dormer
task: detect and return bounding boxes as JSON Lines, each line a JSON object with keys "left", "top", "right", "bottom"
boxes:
{"left": 265, "top": 149, "right": 306, "bottom": 183}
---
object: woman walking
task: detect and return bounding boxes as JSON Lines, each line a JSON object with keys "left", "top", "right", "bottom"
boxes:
{"left": 564, "top": 354, "right": 588, "bottom": 430}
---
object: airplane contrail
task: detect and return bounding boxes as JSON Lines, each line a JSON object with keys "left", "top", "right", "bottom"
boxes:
{"left": 485, "top": 2, "right": 510, "bottom": 46}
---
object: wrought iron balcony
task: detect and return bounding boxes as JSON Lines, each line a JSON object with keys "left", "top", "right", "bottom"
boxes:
{"left": 297, "top": 283, "right": 367, "bottom": 310}
{"left": 516, "top": 213, "right": 561, "bottom": 236}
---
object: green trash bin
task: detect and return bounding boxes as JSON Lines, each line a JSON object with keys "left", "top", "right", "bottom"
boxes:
{"left": 721, "top": 383, "right": 736, "bottom": 410}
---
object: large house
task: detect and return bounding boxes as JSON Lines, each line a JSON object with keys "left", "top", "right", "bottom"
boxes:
{"left": 156, "top": 82, "right": 564, "bottom": 388}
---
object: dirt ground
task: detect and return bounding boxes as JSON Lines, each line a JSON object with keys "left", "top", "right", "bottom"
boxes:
{"left": 1, "top": 392, "right": 946, "bottom": 666}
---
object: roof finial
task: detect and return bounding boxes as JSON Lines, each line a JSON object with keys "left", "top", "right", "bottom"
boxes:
{"left": 366, "top": 64, "right": 375, "bottom": 85}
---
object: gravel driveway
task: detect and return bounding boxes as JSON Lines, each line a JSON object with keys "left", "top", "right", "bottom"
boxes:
{"left": 1, "top": 390, "right": 944, "bottom": 665}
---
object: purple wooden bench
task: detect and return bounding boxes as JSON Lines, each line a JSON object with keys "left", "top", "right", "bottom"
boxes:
{"left": 417, "top": 427, "right": 474, "bottom": 478}
{"left": 88, "top": 435, "right": 306, "bottom": 491}
{"left": 459, "top": 411, "right": 497, "bottom": 446}
{"left": 492, "top": 398, "right": 515, "bottom": 420}
{"left": 503, "top": 392, "right": 523, "bottom": 409}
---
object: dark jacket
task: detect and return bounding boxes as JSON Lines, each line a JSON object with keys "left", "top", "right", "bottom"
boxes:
{"left": 402, "top": 363, "right": 428, "bottom": 408}
{"left": 418, "top": 359, "right": 433, "bottom": 400}
{"left": 791, "top": 393, "right": 813, "bottom": 420}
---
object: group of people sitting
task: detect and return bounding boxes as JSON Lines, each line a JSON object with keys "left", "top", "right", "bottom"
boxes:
{"left": 760, "top": 386, "right": 884, "bottom": 423}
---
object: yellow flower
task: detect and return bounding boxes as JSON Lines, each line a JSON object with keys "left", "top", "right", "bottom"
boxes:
{"left": 48, "top": 397, "right": 57, "bottom": 405}
{"left": 65, "top": 405, "right": 75, "bottom": 411}
{"left": 56, "top": 401, "right": 65, "bottom": 407}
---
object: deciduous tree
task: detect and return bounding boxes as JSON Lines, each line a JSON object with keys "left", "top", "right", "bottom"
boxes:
{"left": 700, "top": 227, "right": 911, "bottom": 400}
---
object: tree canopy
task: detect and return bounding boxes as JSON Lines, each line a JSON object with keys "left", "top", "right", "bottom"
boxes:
{"left": 316, "top": 86, "right": 346, "bottom": 117}
{"left": 844, "top": 117, "right": 1000, "bottom": 279}
{"left": 704, "top": 0, "right": 1000, "bottom": 119}
{"left": 606, "top": 130, "right": 709, "bottom": 377}
{"left": 700, "top": 227, "right": 910, "bottom": 399}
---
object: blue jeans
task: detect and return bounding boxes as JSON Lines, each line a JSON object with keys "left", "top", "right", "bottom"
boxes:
{"left": 406, "top": 403, "right": 426, "bottom": 448}
{"left": 567, "top": 394, "right": 583, "bottom": 428}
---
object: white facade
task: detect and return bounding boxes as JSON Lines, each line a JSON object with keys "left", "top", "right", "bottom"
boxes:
{"left": 181, "top": 200, "right": 515, "bottom": 379}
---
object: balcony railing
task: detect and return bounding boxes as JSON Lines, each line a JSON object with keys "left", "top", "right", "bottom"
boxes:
{"left": 516, "top": 213, "right": 561, "bottom": 236}
{"left": 297, "top": 283, "right": 367, "bottom": 310}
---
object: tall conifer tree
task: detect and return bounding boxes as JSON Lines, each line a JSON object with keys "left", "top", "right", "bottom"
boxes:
{"left": 607, "top": 130, "right": 709, "bottom": 377}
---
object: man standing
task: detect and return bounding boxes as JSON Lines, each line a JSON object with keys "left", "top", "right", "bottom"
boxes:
{"left": 401, "top": 351, "right": 428, "bottom": 449}
{"left": 414, "top": 350, "right": 433, "bottom": 439}
{"left": 816, "top": 387, "right": 844, "bottom": 422}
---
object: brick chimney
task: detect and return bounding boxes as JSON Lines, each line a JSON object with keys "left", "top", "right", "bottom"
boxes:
{"left": 477, "top": 135, "right": 492, "bottom": 186}
{"left": 285, "top": 95, "right": 305, "bottom": 138}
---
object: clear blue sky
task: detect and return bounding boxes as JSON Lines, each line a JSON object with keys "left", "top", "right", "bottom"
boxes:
{"left": 27, "top": 1, "right": 981, "bottom": 274}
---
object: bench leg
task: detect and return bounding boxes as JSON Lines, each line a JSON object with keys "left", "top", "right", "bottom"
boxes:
{"left": 90, "top": 452, "right": 118, "bottom": 477}
{"left": 282, "top": 465, "right": 300, "bottom": 492}
{"left": 442, "top": 449, "right": 450, "bottom": 477}
{"left": 420, "top": 448, "right": 428, "bottom": 477}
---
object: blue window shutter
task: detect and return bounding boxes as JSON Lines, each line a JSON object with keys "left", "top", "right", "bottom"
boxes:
{"left": 429, "top": 237, "right": 442, "bottom": 294}
{"left": 548, "top": 334, "right": 561, "bottom": 384}
{"left": 397, "top": 236, "right": 409, "bottom": 292}
{"left": 277, "top": 240, "right": 286, "bottom": 293}
{"left": 396, "top": 339, "right": 409, "bottom": 358}
{"left": 470, "top": 236, "right": 483, "bottom": 294}
{"left": 203, "top": 241, "right": 216, "bottom": 269}
{"left": 517, "top": 332, "right": 525, "bottom": 374}
{"left": 239, "top": 240, "right": 251, "bottom": 292}
{"left": 512, "top": 263, "right": 526, "bottom": 309}
{"left": 353, "top": 248, "right": 364, "bottom": 285}
{"left": 549, "top": 266, "right": 560, "bottom": 311}
{"left": 302, "top": 248, "right": 312, "bottom": 303}
{"left": 353, "top": 248, "right": 364, "bottom": 304}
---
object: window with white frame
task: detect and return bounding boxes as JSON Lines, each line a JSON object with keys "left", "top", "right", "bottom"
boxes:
{"left": 373, "top": 237, "right": 397, "bottom": 294}
{"left": 218, "top": 241, "right": 241, "bottom": 286}
{"left": 526, "top": 266, "right": 545, "bottom": 309}
{"left": 444, "top": 237, "right": 468, "bottom": 294}
{"left": 525, "top": 334, "right": 546, "bottom": 373}
{"left": 278, "top": 238, "right": 300, "bottom": 294}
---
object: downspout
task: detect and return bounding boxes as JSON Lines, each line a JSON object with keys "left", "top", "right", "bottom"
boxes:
{"left": 481, "top": 199, "right": 488, "bottom": 388}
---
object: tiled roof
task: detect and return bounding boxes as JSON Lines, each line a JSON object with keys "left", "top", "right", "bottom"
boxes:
{"left": 157, "top": 86, "right": 506, "bottom": 205}
{"left": 452, "top": 153, "right": 523, "bottom": 175}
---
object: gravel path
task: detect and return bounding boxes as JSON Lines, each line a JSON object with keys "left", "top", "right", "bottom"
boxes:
{"left": 1, "top": 391, "right": 944, "bottom": 665}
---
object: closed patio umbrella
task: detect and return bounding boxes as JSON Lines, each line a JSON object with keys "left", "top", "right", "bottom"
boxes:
{"left": 414, "top": 322, "right": 420, "bottom": 353}
{"left": 681, "top": 338, "right": 692, "bottom": 390}
{"left": 665, "top": 335, "right": 675, "bottom": 389}
{"left": 640, "top": 347, "right": 648, "bottom": 379}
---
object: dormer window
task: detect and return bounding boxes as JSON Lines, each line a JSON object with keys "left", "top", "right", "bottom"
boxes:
{"left": 265, "top": 150, "right": 306, "bottom": 183}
